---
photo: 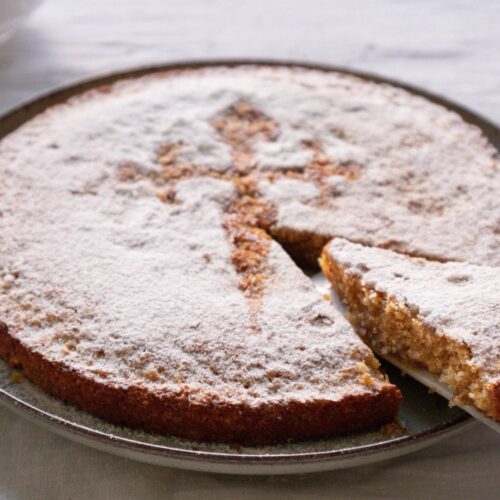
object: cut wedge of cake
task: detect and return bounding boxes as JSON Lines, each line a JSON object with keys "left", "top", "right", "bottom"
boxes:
{"left": 321, "top": 238, "right": 500, "bottom": 421}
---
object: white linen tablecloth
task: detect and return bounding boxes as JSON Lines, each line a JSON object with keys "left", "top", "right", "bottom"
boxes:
{"left": 0, "top": 1, "right": 499, "bottom": 498}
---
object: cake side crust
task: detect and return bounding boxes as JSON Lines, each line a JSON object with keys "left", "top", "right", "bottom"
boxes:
{"left": 0, "top": 322, "right": 402, "bottom": 445}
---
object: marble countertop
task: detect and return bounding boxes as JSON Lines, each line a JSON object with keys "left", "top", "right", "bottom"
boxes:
{"left": 0, "top": 1, "right": 499, "bottom": 498}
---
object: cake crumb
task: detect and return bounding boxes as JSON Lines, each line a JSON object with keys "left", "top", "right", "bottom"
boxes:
{"left": 9, "top": 371, "right": 22, "bottom": 384}
{"left": 381, "top": 420, "right": 406, "bottom": 437}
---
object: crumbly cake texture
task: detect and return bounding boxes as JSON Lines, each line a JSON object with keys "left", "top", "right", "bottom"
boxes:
{"left": 321, "top": 238, "right": 500, "bottom": 421}
{"left": 0, "top": 64, "right": 498, "bottom": 442}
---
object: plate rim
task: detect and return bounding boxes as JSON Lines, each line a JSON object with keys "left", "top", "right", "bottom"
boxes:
{"left": 1, "top": 59, "right": 499, "bottom": 145}
{"left": 1, "top": 58, "right": 497, "bottom": 468}
{"left": 0, "top": 386, "right": 473, "bottom": 465}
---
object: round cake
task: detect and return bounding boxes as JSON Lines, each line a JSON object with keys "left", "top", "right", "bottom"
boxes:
{"left": 0, "top": 65, "right": 498, "bottom": 444}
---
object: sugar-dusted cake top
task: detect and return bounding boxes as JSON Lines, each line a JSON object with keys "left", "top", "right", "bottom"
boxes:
{"left": 326, "top": 238, "right": 500, "bottom": 380}
{"left": 0, "top": 65, "right": 498, "bottom": 408}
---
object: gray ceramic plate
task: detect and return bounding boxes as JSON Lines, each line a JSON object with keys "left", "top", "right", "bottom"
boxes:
{"left": 0, "top": 357, "right": 473, "bottom": 475}
{"left": 1, "top": 60, "right": 497, "bottom": 475}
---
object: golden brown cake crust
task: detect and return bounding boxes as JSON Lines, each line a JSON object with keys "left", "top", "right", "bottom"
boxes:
{"left": 0, "top": 321, "right": 401, "bottom": 445}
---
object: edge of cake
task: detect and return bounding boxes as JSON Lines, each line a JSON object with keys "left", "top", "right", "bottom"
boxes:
{"left": 0, "top": 321, "right": 402, "bottom": 445}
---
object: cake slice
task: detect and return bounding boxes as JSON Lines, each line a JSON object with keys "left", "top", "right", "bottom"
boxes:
{"left": 321, "top": 238, "right": 500, "bottom": 421}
